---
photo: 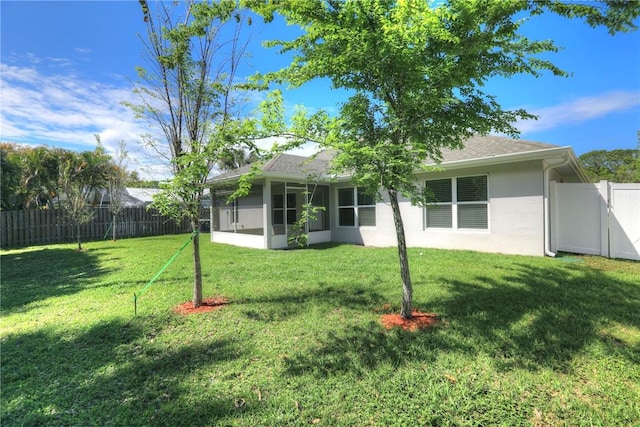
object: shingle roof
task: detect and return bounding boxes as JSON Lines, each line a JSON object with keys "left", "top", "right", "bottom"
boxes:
{"left": 209, "top": 151, "right": 334, "bottom": 183}
{"left": 208, "top": 136, "right": 564, "bottom": 183}
{"left": 432, "top": 135, "right": 560, "bottom": 164}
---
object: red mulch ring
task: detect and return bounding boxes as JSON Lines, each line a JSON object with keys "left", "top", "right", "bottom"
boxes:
{"left": 173, "top": 296, "right": 229, "bottom": 315}
{"left": 380, "top": 311, "right": 440, "bottom": 331}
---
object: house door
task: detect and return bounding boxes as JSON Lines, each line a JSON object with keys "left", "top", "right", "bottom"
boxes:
{"left": 285, "top": 185, "right": 307, "bottom": 247}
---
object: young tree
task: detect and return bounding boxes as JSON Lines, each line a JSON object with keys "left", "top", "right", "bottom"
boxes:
{"left": 130, "top": 1, "right": 262, "bottom": 307}
{"left": 105, "top": 139, "right": 130, "bottom": 241}
{"left": 58, "top": 147, "right": 111, "bottom": 250}
{"left": 253, "top": 0, "right": 640, "bottom": 318}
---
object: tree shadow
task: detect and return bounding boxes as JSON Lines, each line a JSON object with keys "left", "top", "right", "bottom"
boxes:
{"left": 435, "top": 261, "right": 640, "bottom": 371}
{"left": 281, "top": 261, "right": 640, "bottom": 377}
{"left": 282, "top": 321, "right": 449, "bottom": 377}
{"left": 1, "top": 248, "right": 117, "bottom": 312}
{"left": 239, "top": 282, "right": 387, "bottom": 323}
{"left": 1, "top": 317, "right": 248, "bottom": 425}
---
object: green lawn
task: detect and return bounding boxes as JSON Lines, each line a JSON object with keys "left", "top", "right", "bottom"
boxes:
{"left": 2, "top": 234, "right": 639, "bottom": 426}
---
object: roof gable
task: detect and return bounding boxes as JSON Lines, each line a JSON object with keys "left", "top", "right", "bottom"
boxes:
{"left": 209, "top": 152, "right": 333, "bottom": 183}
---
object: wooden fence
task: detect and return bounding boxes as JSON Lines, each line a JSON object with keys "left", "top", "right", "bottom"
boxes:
{"left": 0, "top": 207, "right": 208, "bottom": 248}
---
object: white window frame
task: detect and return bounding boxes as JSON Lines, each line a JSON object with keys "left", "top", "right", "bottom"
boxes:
{"left": 337, "top": 187, "right": 376, "bottom": 228}
{"left": 425, "top": 175, "right": 489, "bottom": 231}
{"left": 272, "top": 193, "right": 284, "bottom": 225}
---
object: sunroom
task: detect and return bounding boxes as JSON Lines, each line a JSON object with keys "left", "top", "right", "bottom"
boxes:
{"left": 208, "top": 153, "right": 334, "bottom": 249}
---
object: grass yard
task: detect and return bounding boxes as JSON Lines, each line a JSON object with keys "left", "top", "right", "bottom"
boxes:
{"left": 1, "top": 234, "right": 639, "bottom": 426}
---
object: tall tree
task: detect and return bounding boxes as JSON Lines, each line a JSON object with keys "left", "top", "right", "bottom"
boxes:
{"left": 253, "top": 0, "right": 640, "bottom": 319}
{"left": 579, "top": 148, "right": 640, "bottom": 183}
{"left": 20, "top": 146, "right": 61, "bottom": 209}
{"left": 130, "top": 1, "right": 262, "bottom": 307}
{"left": 0, "top": 144, "right": 24, "bottom": 210}
{"left": 217, "top": 146, "right": 262, "bottom": 171}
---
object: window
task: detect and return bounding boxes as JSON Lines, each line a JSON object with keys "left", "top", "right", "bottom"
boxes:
{"left": 456, "top": 176, "right": 488, "bottom": 229}
{"left": 338, "top": 187, "right": 376, "bottom": 227}
{"left": 273, "top": 193, "right": 298, "bottom": 225}
{"left": 425, "top": 175, "right": 488, "bottom": 230}
{"left": 286, "top": 193, "right": 297, "bottom": 225}
{"left": 273, "top": 194, "right": 284, "bottom": 225}
{"left": 425, "top": 179, "right": 452, "bottom": 228}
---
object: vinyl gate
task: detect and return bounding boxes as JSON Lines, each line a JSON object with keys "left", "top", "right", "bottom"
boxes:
{"left": 551, "top": 181, "right": 640, "bottom": 260}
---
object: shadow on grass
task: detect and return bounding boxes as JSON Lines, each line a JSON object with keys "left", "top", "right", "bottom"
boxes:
{"left": 282, "top": 261, "right": 640, "bottom": 377}
{"left": 240, "top": 283, "right": 387, "bottom": 323}
{"left": 437, "top": 261, "right": 640, "bottom": 371}
{"left": 1, "top": 248, "right": 117, "bottom": 312}
{"left": 1, "top": 317, "right": 247, "bottom": 425}
{"left": 283, "top": 321, "right": 448, "bottom": 377}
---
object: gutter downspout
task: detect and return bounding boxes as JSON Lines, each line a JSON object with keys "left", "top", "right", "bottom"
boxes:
{"left": 543, "top": 153, "right": 570, "bottom": 257}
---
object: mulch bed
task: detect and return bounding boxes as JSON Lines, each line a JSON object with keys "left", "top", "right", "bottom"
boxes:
{"left": 173, "top": 297, "right": 439, "bottom": 332}
{"left": 380, "top": 311, "right": 440, "bottom": 331}
{"left": 172, "top": 296, "right": 229, "bottom": 315}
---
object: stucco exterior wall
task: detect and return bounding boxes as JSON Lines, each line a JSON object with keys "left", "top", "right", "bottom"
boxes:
{"left": 332, "top": 160, "right": 546, "bottom": 256}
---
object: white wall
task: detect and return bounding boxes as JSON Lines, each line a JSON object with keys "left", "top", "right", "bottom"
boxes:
{"left": 332, "top": 160, "right": 546, "bottom": 256}
{"left": 211, "top": 231, "right": 265, "bottom": 249}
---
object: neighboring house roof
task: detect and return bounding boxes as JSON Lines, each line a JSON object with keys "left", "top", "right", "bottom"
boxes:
{"left": 208, "top": 135, "right": 585, "bottom": 184}
{"left": 89, "top": 187, "right": 161, "bottom": 207}
{"left": 124, "top": 188, "right": 161, "bottom": 205}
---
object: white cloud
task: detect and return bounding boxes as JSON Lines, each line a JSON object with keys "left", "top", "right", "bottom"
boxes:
{"left": 0, "top": 62, "right": 169, "bottom": 180}
{"left": 0, "top": 59, "right": 337, "bottom": 181}
{"left": 516, "top": 91, "right": 640, "bottom": 134}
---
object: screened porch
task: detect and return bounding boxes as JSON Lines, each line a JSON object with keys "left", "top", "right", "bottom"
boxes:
{"left": 210, "top": 181, "right": 332, "bottom": 249}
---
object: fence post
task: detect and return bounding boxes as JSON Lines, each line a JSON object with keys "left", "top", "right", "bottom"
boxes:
{"left": 598, "top": 180, "right": 610, "bottom": 258}
{"left": 0, "top": 211, "right": 6, "bottom": 247}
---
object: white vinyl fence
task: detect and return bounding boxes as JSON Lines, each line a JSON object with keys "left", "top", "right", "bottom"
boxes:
{"left": 551, "top": 181, "right": 640, "bottom": 260}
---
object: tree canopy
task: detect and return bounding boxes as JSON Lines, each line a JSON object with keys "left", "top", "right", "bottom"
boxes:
{"left": 0, "top": 143, "right": 118, "bottom": 212}
{"left": 579, "top": 148, "right": 640, "bottom": 183}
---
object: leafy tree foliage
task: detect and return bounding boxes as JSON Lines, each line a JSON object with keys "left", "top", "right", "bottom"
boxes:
{"left": 252, "top": 0, "right": 640, "bottom": 318}
{"left": 0, "top": 143, "right": 116, "bottom": 214}
{"left": 1, "top": 144, "right": 24, "bottom": 210}
{"left": 124, "top": 171, "right": 160, "bottom": 188}
{"left": 217, "top": 147, "right": 262, "bottom": 171}
{"left": 579, "top": 148, "right": 640, "bottom": 183}
{"left": 0, "top": 144, "right": 62, "bottom": 209}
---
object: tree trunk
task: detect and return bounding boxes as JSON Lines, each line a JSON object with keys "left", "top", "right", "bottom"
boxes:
{"left": 112, "top": 216, "right": 117, "bottom": 242}
{"left": 192, "top": 220, "right": 203, "bottom": 308}
{"left": 77, "top": 222, "right": 82, "bottom": 251}
{"left": 388, "top": 189, "right": 413, "bottom": 319}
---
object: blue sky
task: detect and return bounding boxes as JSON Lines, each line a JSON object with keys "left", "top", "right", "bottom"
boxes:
{"left": 1, "top": 1, "right": 639, "bottom": 179}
